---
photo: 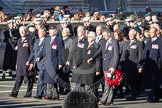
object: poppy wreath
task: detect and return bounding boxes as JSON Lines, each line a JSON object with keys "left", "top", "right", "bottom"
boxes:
{"left": 104, "top": 69, "right": 123, "bottom": 87}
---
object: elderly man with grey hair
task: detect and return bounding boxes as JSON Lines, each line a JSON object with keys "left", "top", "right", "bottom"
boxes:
{"left": 71, "top": 31, "right": 101, "bottom": 99}
{"left": 58, "top": 27, "right": 73, "bottom": 95}
{"left": 9, "top": 26, "right": 34, "bottom": 98}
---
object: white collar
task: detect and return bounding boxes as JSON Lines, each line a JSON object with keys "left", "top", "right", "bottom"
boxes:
{"left": 63, "top": 36, "right": 68, "bottom": 40}
{"left": 152, "top": 36, "right": 157, "bottom": 42}
{"left": 107, "top": 37, "right": 112, "bottom": 43}
{"left": 78, "top": 36, "right": 84, "bottom": 41}
{"left": 51, "top": 36, "right": 56, "bottom": 40}
{"left": 89, "top": 41, "right": 94, "bottom": 46}
{"left": 130, "top": 39, "right": 135, "bottom": 42}
{"left": 97, "top": 35, "right": 102, "bottom": 38}
{"left": 22, "top": 37, "right": 25, "bottom": 40}
{"left": 40, "top": 37, "right": 45, "bottom": 41}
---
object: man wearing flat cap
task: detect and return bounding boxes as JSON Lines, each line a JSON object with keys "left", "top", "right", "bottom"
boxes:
{"left": 36, "top": 26, "right": 63, "bottom": 100}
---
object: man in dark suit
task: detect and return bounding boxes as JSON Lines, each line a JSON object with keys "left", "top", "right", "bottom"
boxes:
{"left": 71, "top": 31, "right": 101, "bottom": 96}
{"left": 94, "top": 25, "right": 105, "bottom": 100}
{"left": 27, "top": 28, "right": 47, "bottom": 99}
{"left": 66, "top": 26, "right": 88, "bottom": 90}
{"left": 120, "top": 29, "right": 144, "bottom": 100}
{"left": 36, "top": 26, "right": 63, "bottom": 100}
{"left": 88, "top": 29, "right": 119, "bottom": 106}
{"left": 9, "top": 26, "right": 34, "bottom": 98}
{"left": 58, "top": 27, "right": 73, "bottom": 95}
{"left": 138, "top": 27, "right": 162, "bottom": 103}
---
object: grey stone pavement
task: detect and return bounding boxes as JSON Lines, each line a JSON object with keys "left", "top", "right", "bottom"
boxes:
{"left": 0, "top": 74, "right": 162, "bottom": 108}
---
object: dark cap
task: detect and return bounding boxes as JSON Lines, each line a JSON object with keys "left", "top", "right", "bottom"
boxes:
{"left": 145, "top": 6, "right": 152, "bottom": 13}
{"left": 63, "top": 5, "right": 69, "bottom": 9}
{"left": 49, "top": 25, "right": 57, "bottom": 30}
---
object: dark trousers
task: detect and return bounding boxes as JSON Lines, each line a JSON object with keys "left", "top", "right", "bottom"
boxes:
{"left": 93, "top": 73, "right": 105, "bottom": 99}
{"left": 11, "top": 75, "right": 34, "bottom": 96}
{"left": 127, "top": 75, "right": 140, "bottom": 98}
{"left": 148, "top": 75, "right": 161, "bottom": 100}
{"left": 36, "top": 69, "right": 46, "bottom": 97}
{"left": 58, "top": 68, "right": 70, "bottom": 93}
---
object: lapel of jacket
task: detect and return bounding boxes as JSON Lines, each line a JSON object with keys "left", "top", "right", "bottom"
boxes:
{"left": 104, "top": 39, "right": 112, "bottom": 54}
{"left": 19, "top": 36, "right": 27, "bottom": 48}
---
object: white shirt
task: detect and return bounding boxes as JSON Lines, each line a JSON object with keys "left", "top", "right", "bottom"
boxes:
{"left": 39, "top": 37, "right": 45, "bottom": 46}
{"left": 105, "top": 37, "right": 112, "bottom": 49}
{"left": 130, "top": 39, "right": 135, "bottom": 45}
{"left": 151, "top": 37, "right": 157, "bottom": 42}
{"left": 96, "top": 35, "right": 102, "bottom": 43}
{"left": 21, "top": 37, "right": 25, "bottom": 42}
{"left": 63, "top": 36, "right": 68, "bottom": 40}
{"left": 50, "top": 36, "right": 56, "bottom": 44}
{"left": 78, "top": 36, "right": 84, "bottom": 42}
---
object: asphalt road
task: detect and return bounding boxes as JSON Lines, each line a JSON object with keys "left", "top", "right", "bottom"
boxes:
{"left": 0, "top": 74, "right": 162, "bottom": 108}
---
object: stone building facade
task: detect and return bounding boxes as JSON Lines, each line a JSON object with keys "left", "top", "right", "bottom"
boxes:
{"left": 1, "top": 0, "right": 162, "bottom": 13}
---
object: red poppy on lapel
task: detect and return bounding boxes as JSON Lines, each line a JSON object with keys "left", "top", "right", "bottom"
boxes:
{"left": 52, "top": 41, "right": 57, "bottom": 49}
{"left": 151, "top": 42, "right": 154, "bottom": 45}
{"left": 52, "top": 41, "right": 57, "bottom": 46}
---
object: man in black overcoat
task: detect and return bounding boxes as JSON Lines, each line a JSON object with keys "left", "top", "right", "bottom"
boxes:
{"left": 138, "top": 27, "right": 162, "bottom": 103}
{"left": 120, "top": 29, "right": 144, "bottom": 100}
{"left": 2, "top": 20, "right": 20, "bottom": 79}
{"left": 9, "top": 26, "right": 34, "bottom": 98}
{"left": 88, "top": 29, "right": 119, "bottom": 106}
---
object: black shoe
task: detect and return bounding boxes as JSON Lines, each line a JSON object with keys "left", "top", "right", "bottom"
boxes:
{"left": 126, "top": 96, "right": 137, "bottom": 101}
{"left": 147, "top": 98, "right": 159, "bottom": 103}
{"left": 9, "top": 93, "right": 17, "bottom": 98}
{"left": 12, "top": 75, "right": 16, "bottom": 79}
{"left": 24, "top": 95, "right": 31, "bottom": 98}
{"left": 34, "top": 96, "right": 42, "bottom": 99}
{"left": 2, "top": 74, "right": 5, "bottom": 79}
{"left": 64, "top": 90, "right": 70, "bottom": 95}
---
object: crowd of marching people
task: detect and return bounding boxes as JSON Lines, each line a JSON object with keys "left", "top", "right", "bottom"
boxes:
{"left": 0, "top": 5, "right": 162, "bottom": 106}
